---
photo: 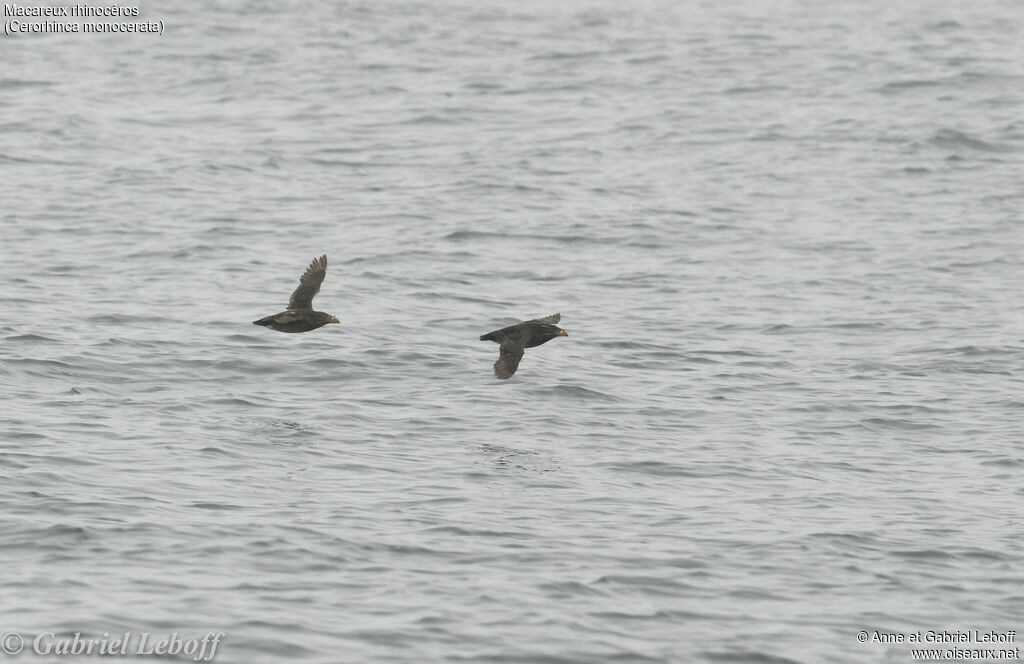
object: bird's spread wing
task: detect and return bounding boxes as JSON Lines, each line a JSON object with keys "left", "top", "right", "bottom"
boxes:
{"left": 528, "top": 313, "right": 560, "bottom": 325}
{"left": 287, "top": 255, "right": 327, "bottom": 310}
{"left": 494, "top": 343, "right": 524, "bottom": 379}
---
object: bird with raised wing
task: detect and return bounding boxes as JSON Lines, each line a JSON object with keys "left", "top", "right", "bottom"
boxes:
{"left": 253, "top": 255, "right": 340, "bottom": 333}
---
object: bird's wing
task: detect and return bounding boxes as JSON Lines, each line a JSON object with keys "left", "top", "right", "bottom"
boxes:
{"left": 494, "top": 343, "right": 524, "bottom": 380}
{"left": 287, "top": 255, "right": 327, "bottom": 310}
{"left": 528, "top": 313, "right": 560, "bottom": 325}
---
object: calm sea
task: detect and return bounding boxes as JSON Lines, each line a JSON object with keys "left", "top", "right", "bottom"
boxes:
{"left": 2, "top": 1, "right": 1023, "bottom": 662}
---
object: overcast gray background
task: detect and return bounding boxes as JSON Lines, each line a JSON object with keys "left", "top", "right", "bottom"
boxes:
{"left": 2, "top": 1, "right": 1023, "bottom": 662}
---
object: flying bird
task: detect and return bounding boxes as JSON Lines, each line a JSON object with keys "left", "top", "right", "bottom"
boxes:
{"left": 253, "top": 255, "right": 340, "bottom": 333}
{"left": 479, "top": 313, "right": 568, "bottom": 379}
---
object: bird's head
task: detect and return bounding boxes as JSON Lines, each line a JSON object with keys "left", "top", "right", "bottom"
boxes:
{"left": 317, "top": 312, "right": 340, "bottom": 325}
{"left": 542, "top": 324, "right": 568, "bottom": 339}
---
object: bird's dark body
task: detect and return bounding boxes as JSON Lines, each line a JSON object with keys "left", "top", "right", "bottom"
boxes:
{"left": 253, "top": 310, "right": 336, "bottom": 333}
{"left": 479, "top": 313, "right": 568, "bottom": 379}
{"left": 253, "top": 254, "right": 339, "bottom": 334}
{"left": 480, "top": 323, "right": 559, "bottom": 349}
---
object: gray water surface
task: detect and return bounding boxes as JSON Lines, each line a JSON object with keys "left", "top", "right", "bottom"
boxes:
{"left": 2, "top": 1, "right": 1023, "bottom": 662}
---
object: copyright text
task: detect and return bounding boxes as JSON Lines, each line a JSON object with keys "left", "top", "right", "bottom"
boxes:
{"left": 0, "top": 631, "right": 224, "bottom": 661}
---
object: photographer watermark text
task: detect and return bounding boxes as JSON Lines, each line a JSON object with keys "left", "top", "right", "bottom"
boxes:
{"left": 1, "top": 631, "right": 224, "bottom": 661}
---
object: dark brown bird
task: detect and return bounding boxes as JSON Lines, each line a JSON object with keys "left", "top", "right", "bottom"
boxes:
{"left": 479, "top": 313, "right": 568, "bottom": 379}
{"left": 253, "top": 255, "right": 340, "bottom": 333}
